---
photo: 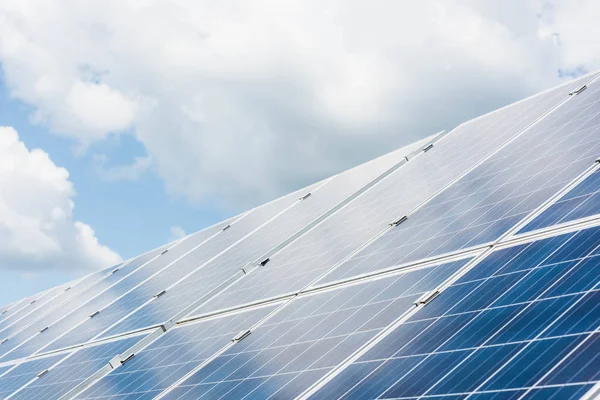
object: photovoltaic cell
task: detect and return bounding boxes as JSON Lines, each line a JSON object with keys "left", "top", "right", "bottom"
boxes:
{"left": 159, "top": 258, "right": 470, "bottom": 400}
{"left": 75, "top": 305, "right": 277, "bottom": 399}
{"left": 310, "top": 224, "right": 600, "bottom": 399}
{"left": 79, "top": 139, "right": 430, "bottom": 341}
{"left": 8, "top": 335, "right": 143, "bottom": 400}
{"left": 187, "top": 72, "right": 599, "bottom": 318}
{"left": 520, "top": 167, "right": 600, "bottom": 233}
{"left": 315, "top": 73, "right": 600, "bottom": 285}
{"left": 0, "top": 354, "right": 64, "bottom": 398}
{"left": 0, "top": 243, "right": 175, "bottom": 362}
{"left": 35, "top": 181, "right": 324, "bottom": 353}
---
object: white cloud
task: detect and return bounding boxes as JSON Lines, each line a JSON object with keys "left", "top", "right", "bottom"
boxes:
{"left": 169, "top": 226, "right": 186, "bottom": 241}
{"left": 0, "top": 0, "right": 598, "bottom": 206}
{"left": 0, "top": 126, "right": 121, "bottom": 272}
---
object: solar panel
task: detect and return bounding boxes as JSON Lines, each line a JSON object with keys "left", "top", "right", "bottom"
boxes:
{"left": 519, "top": 166, "right": 600, "bottom": 233}
{"left": 308, "top": 225, "right": 600, "bottom": 399}
{"left": 55, "top": 137, "right": 432, "bottom": 344}
{"left": 3, "top": 71, "right": 600, "bottom": 400}
{"left": 74, "top": 304, "right": 278, "bottom": 399}
{"left": 114, "top": 257, "right": 470, "bottom": 400}
{"left": 186, "top": 72, "right": 600, "bottom": 318}
{"left": 0, "top": 245, "right": 174, "bottom": 361}
{"left": 313, "top": 74, "right": 600, "bottom": 285}
{"left": 0, "top": 354, "right": 65, "bottom": 398}
{"left": 7, "top": 335, "right": 145, "bottom": 400}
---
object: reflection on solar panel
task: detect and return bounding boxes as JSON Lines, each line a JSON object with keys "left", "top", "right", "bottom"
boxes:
{"left": 3, "top": 71, "right": 600, "bottom": 400}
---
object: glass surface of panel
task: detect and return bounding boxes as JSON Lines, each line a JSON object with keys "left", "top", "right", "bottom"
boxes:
{"left": 8, "top": 335, "right": 142, "bottom": 400}
{"left": 318, "top": 76, "right": 600, "bottom": 284}
{"left": 162, "top": 258, "right": 469, "bottom": 400}
{"left": 76, "top": 305, "right": 277, "bottom": 400}
{"left": 0, "top": 187, "right": 306, "bottom": 361}
{"left": 0, "top": 354, "right": 64, "bottom": 398}
{"left": 0, "top": 244, "right": 173, "bottom": 362}
{"left": 83, "top": 142, "right": 428, "bottom": 341}
{"left": 41, "top": 182, "right": 321, "bottom": 352}
{"left": 520, "top": 167, "right": 600, "bottom": 233}
{"left": 310, "top": 225, "right": 600, "bottom": 399}
{"left": 191, "top": 74, "right": 598, "bottom": 317}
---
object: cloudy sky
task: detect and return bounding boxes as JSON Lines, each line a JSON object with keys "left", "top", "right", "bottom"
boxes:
{"left": 0, "top": 0, "right": 598, "bottom": 305}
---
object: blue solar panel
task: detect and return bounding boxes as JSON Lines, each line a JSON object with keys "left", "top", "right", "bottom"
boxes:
{"left": 189, "top": 73, "right": 600, "bottom": 318}
{"left": 35, "top": 181, "right": 330, "bottom": 352}
{"left": 314, "top": 74, "right": 600, "bottom": 285}
{"left": 0, "top": 245, "right": 178, "bottom": 362}
{"left": 4, "top": 72, "right": 600, "bottom": 400}
{"left": 0, "top": 354, "right": 64, "bottom": 398}
{"left": 75, "top": 142, "right": 429, "bottom": 341}
{"left": 520, "top": 167, "right": 600, "bottom": 233}
{"left": 8, "top": 335, "right": 143, "bottom": 400}
{"left": 75, "top": 305, "right": 277, "bottom": 399}
{"left": 154, "top": 258, "right": 470, "bottom": 399}
{"left": 309, "top": 224, "right": 600, "bottom": 399}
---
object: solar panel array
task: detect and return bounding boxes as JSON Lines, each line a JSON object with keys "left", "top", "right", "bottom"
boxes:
{"left": 1, "top": 71, "right": 600, "bottom": 400}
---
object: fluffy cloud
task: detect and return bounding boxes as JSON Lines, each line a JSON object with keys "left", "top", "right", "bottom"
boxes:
{"left": 0, "top": 0, "right": 598, "bottom": 206}
{"left": 0, "top": 126, "right": 121, "bottom": 271}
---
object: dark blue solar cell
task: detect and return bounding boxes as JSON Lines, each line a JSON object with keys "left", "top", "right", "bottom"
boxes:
{"left": 496, "top": 234, "right": 574, "bottom": 275}
{"left": 542, "top": 291, "right": 600, "bottom": 337}
{"left": 450, "top": 272, "right": 526, "bottom": 314}
{"left": 482, "top": 336, "right": 583, "bottom": 390}
{"left": 395, "top": 313, "right": 476, "bottom": 356}
{"left": 543, "top": 332, "right": 600, "bottom": 385}
{"left": 542, "top": 256, "right": 600, "bottom": 298}
{"left": 357, "top": 319, "right": 435, "bottom": 362}
{"left": 492, "top": 261, "right": 575, "bottom": 306}
{"left": 440, "top": 305, "right": 521, "bottom": 351}
{"left": 381, "top": 350, "right": 469, "bottom": 398}
{"left": 544, "top": 225, "right": 600, "bottom": 265}
{"left": 428, "top": 343, "right": 524, "bottom": 395}
{"left": 489, "top": 296, "right": 574, "bottom": 344}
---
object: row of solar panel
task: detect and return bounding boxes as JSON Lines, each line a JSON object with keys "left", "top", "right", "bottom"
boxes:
{"left": 1, "top": 219, "right": 600, "bottom": 399}
{"left": 0, "top": 71, "right": 599, "bottom": 399}
{"left": 0, "top": 132, "right": 436, "bottom": 364}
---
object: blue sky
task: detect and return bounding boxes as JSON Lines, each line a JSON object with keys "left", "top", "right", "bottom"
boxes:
{"left": 0, "top": 0, "right": 599, "bottom": 306}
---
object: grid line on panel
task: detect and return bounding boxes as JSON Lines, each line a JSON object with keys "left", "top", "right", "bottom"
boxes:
{"left": 398, "top": 234, "right": 594, "bottom": 399}
{"left": 297, "top": 204, "right": 600, "bottom": 399}
{"left": 59, "top": 177, "right": 335, "bottom": 345}
{"left": 152, "top": 258, "right": 470, "bottom": 400}
{"left": 191, "top": 72, "right": 600, "bottom": 324}
{"left": 296, "top": 248, "right": 496, "bottom": 399}
{"left": 6, "top": 210, "right": 256, "bottom": 359}
{"left": 73, "top": 303, "right": 282, "bottom": 400}
{"left": 0, "top": 260, "right": 135, "bottom": 339}
{"left": 6, "top": 335, "right": 145, "bottom": 400}
{"left": 0, "top": 242, "right": 177, "bottom": 361}
{"left": 308, "top": 85, "right": 586, "bottom": 288}
{"left": 110, "top": 133, "right": 440, "bottom": 338}
{"left": 300, "top": 228, "right": 590, "bottom": 399}
{"left": 0, "top": 240, "right": 178, "bottom": 356}
{"left": 318, "top": 74, "right": 600, "bottom": 286}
